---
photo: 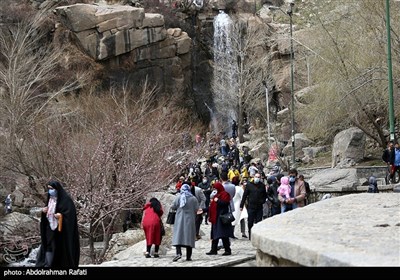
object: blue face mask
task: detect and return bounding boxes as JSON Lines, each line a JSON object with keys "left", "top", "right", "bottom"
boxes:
{"left": 48, "top": 189, "right": 57, "bottom": 197}
{"left": 289, "top": 176, "right": 296, "bottom": 183}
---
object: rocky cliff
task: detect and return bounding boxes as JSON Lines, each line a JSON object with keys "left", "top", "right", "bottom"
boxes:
{"left": 55, "top": 3, "right": 192, "bottom": 96}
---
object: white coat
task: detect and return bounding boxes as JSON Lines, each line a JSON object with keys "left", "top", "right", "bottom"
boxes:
{"left": 232, "top": 185, "right": 248, "bottom": 226}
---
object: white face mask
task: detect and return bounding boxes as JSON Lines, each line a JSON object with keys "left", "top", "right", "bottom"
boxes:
{"left": 254, "top": 178, "right": 260, "bottom": 184}
{"left": 202, "top": 179, "right": 207, "bottom": 184}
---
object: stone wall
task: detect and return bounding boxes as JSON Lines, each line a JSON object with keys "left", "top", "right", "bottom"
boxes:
{"left": 298, "top": 166, "right": 388, "bottom": 180}
{"left": 298, "top": 166, "right": 391, "bottom": 203}
{"left": 251, "top": 193, "right": 400, "bottom": 266}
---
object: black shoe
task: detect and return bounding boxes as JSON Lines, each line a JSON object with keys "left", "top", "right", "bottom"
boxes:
{"left": 206, "top": 251, "right": 217, "bottom": 255}
{"left": 186, "top": 258, "right": 192, "bottom": 261}
{"left": 172, "top": 255, "right": 182, "bottom": 262}
{"left": 153, "top": 253, "right": 159, "bottom": 258}
{"left": 222, "top": 251, "right": 231, "bottom": 256}
{"left": 145, "top": 252, "right": 151, "bottom": 258}
{"left": 205, "top": 222, "right": 208, "bottom": 225}
{"left": 242, "top": 234, "right": 248, "bottom": 238}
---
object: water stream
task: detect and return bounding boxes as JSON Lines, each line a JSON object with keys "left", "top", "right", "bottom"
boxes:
{"left": 213, "top": 10, "right": 238, "bottom": 134}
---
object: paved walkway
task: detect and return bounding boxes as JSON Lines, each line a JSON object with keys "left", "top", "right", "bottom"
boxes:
{"left": 99, "top": 222, "right": 257, "bottom": 267}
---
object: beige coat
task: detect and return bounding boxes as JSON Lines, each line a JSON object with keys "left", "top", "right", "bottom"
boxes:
{"left": 278, "top": 179, "right": 306, "bottom": 208}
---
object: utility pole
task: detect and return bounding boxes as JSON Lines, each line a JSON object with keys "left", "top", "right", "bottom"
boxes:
{"left": 269, "top": 1, "right": 295, "bottom": 166}
{"left": 288, "top": 2, "right": 295, "bottom": 166}
{"left": 262, "top": 81, "right": 271, "bottom": 148}
{"left": 386, "top": 0, "right": 395, "bottom": 142}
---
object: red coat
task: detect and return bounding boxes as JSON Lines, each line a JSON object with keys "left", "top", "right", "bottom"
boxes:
{"left": 142, "top": 203, "right": 163, "bottom": 246}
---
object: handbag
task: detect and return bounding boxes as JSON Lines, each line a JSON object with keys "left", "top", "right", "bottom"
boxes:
{"left": 160, "top": 220, "right": 166, "bottom": 236}
{"left": 58, "top": 214, "right": 63, "bottom": 232}
{"left": 166, "top": 209, "right": 176, "bottom": 225}
{"left": 219, "top": 205, "right": 235, "bottom": 224}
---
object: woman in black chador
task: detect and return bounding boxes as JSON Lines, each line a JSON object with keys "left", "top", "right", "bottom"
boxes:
{"left": 36, "top": 180, "right": 80, "bottom": 268}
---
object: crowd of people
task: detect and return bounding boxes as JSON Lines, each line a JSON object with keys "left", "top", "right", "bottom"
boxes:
{"left": 31, "top": 133, "right": 385, "bottom": 267}
{"left": 139, "top": 135, "right": 314, "bottom": 262}
{"left": 25, "top": 121, "right": 389, "bottom": 267}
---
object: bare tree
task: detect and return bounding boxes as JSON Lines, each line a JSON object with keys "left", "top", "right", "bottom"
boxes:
{"left": 212, "top": 14, "right": 271, "bottom": 142}
{"left": 13, "top": 79, "right": 194, "bottom": 263}
{"left": 297, "top": 0, "right": 400, "bottom": 147}
{"left": 0, "top": 9, "right": 88, "bottom": 174}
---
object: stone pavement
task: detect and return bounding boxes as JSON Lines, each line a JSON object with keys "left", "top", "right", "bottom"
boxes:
{"left": 98, "top": 222, "right": 256, "bottom": 267}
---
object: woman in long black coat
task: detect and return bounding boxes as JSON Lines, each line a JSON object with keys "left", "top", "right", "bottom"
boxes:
{"left": 206, "top": 182, "right": 234, "bottom": 256}
{"left": 36, "top": 180, "right": 80, "bottom": 268}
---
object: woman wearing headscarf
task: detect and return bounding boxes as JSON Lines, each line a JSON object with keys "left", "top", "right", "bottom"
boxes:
{"left": 36, "top": 180, "right": 80, "bottom": 268}
{"left": 142, "top": 197, "right": 164, "bottom": 258}
{"left": 171, "top": 183, "right": 199, "bottom": 262}
{"left": 206, "top": 181, "right": 233, "bottom": 256}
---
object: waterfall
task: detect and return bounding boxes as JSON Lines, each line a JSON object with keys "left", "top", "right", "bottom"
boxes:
{"left": 213, "top": 10, "right": 238, "bottom": 135}
{"left": 204, "top": 102, "right": 218, "bottom": 134}
{"left": 213, "top": 10, "right": 233, "bottom": 67}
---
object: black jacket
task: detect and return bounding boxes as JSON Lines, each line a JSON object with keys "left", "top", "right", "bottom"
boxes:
{"left": 240, "top": 181, "right": 267, "bottom": 210}
{"left": 266, "top": 182, "right": 280, "bottom": 208}
{"left": 382, "top": 148, "right": 395, "bottom": 165}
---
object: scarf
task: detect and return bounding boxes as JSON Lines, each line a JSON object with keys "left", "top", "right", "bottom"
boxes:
{"left": 46, "top": 196, "right": 58, "bottom": 230}
{"left": 208, "top": 182, "right": 230, "bottom": 224}
{"left": 179, "top": 184, "right": 193, "bottom": 208}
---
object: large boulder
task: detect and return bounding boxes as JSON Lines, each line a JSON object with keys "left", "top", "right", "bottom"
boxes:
{"left": 332, "top": 127, "right": 365, "bottom": 168}
{"left": 252, "top": 193, "right": 400, "bottom": 266}
{"left": 104, "top": 229, "right": 145, "bottom": 261}
{"left": 308, "top": 168, "right": 360, "bottom": 192}
{"left": 282, "top": 133, "right": 313, "bottom": 159}
{"left": 0, "top": 212, "right": 40, "bottom": 249}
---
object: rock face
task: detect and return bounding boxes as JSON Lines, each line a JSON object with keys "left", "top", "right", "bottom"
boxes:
{"left": 251, "top": 193, "right": 400, "bottom": 266}
{"left": 332, "top": 127, "right": 366, "bottom": 168}
{"left": 56, "top": 4, "right": 174, "bottom": 61}
{"left": 55, "top": 3, "right": 192, "bottom": 97}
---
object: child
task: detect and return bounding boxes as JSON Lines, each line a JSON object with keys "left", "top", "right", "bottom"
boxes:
{"left": 277, "top": 176, "right": 291, "bottom": 213}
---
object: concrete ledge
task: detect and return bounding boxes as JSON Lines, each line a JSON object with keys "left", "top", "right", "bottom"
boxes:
{"left": 251, "top": 193, "right": 400, "bottom": 266}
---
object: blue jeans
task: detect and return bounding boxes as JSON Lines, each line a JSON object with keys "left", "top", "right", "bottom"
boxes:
{"left": 281, "top": 203, "right": 297, "bottom": 213}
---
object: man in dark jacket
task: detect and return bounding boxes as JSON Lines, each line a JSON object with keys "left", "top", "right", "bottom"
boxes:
{"left": 382, "top": 141, "right": 395, "bottom": 183}
{"left": 239, "top": 173, "right": 267, "bottom": 240}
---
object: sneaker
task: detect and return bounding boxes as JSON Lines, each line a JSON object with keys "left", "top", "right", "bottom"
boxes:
{"left": 186, "top": 258, "right": 192, "bottom": 261}
{"left": 153, "top": 253, "right": 159, "bottom": 258}
{"left": 206, "top": 251, "right": 217, "bottom": 255}
{"left": 172, "top": 255, "right": 182, "bottom": 262}
{"left": 144, "top": 252, "right": 151, "bottom": 258}
{"left": 222, "top": 251, "right": 231, "bottom": 256}
{"left": 242, "top": 234, "right": 248, "bottom": 238}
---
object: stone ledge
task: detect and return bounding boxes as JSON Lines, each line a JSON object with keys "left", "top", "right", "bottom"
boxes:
{"left": 251, "top": 193, "right": 400, "bottom": 266}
